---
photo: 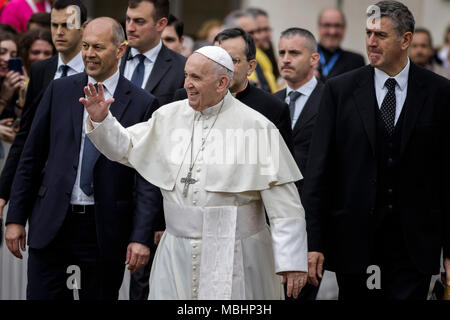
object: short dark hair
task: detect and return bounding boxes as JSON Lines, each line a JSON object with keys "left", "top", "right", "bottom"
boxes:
{"left": 27, "top": 12, "right": 51, "bottom": 29}
{"left": 128, "top": 0, "right": 170, "bottom": 21}
{"left": 19, "top": 28, "right": 55, "bottom": 71}
{"left": 370, "top": 1, "right": 415, "bottom": 37}
{"left": 167, "top": 14, "right": 183, "bottom": 39}
{"left": 280, "top": 27, "right": 318, "bottom": 53}
{"left": 213, "top": 27, "right": 256, "bottom": 61}
{"left": 0, "top": 31, "right": 18, "bottom": 46}
{"left": 0, "top": 23, "right": 18, "bottom": 35}
{"left": 414, "top": 27, "right": 433, "bottom": 48}
{"left": 52, "top": 0, "right": 88, "bottom": 24}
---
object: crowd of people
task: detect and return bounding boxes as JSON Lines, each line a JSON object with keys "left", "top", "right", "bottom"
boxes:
{"left": 0, "top": 0, "right": 449, "bottom": 301}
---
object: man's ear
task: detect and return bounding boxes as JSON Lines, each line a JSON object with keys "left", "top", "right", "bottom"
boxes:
{"left": 217, "top": 74, "right": 230, "bottom": 92}
{"left": 117, "top": 42, "right": 127, "bottom": 60}
{"left": 247, "top": 59, "right": 257, "bottom": 76}
{"left": 311, "top": 52, "right": 320, "bottom": 67}
{"left": 402, "top": 31, "right": 413, "bottom": 51}
{"left": 156, "top": 17, "right": 168, "bottom": 33}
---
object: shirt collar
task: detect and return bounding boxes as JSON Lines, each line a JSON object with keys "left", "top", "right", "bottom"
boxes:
{"left": 57, "top": 51, "right": 84, "bottom": 73}
{"left": 374, "top": 58, "right": 410, "bottom": 92}
{"left": 87, "top": 69, "right": 120, "bottom": 98}
{"left": 199, "top": 91, "right": 231, "bottom": 117}
{"left": 286, "top": 76, "right": 318, "bottom": 98}
{"left": 130, "top": 41, "right": 163, "bottom": 63}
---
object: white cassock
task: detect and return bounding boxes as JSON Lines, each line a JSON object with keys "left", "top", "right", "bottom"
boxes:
{"left": 86, "top": 92, "right": 308, "bottom": 300}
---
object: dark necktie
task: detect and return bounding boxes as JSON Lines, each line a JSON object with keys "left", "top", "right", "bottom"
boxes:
{"left": 79, "top": 83, "right": 102, "bottom": 196}
{"left": 288, "top": 91, "right": 302, "bottom": 123}
{"left": 255, "top": 63, "right": 271, "bottom": 93}
{"left": 60, "top": 65, "right": 70, "bottom": 78}
{"left": 130, "top": 54, "right": 146, "bottom": 88}
{"left": 380, "top": 78, "right": 397, "bottom": 135}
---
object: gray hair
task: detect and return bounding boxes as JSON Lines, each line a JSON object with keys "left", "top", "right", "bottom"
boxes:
{"left": 111, "top": 19, "right": 126, "bottom": 46}
{"left": 211, "top": 62, "right": 234, "bottom": 89}
{"left": 223, "top": 9, "right": 253, "bottom": 30}
{"left": 369, "top": 1, "right": 415, "bottom": 38}
{"left": 280, "top": 27, "right": 318, "bottom": 53}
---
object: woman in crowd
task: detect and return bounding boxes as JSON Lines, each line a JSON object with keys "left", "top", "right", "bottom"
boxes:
{"left": 18, "top": 27, "right": 54, "bottom": 74}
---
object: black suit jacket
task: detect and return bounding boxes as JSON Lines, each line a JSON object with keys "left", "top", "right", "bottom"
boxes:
{"left": 173, "top": 84, "right": 294, "bottom": 153}
{"left": 6, "top": 73, "right": 163, "bottom": 261}
{"left": 302, "top": 64, "right": 450, "bottom": 275}
{"left": 119, "top": 44, "right": 186, "bottom": 106}
{"left": 0, "top": 55, "right": 58, "bottom": 201}
{"left": 318, "top": 47, "right": 365, "bottom": 82}
{"left": 274, "top": 81, "right": 324, "bottom": 178}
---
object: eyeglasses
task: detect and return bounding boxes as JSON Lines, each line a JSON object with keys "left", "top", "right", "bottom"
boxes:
{"left": 319, "top": 23, "right": 345, "bottom": 29}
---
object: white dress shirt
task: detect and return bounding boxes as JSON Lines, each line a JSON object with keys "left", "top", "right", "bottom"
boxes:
{"left": 70, "top": 69, "right": 120, "bottom": 205}
{"left": 122, "top": 41, "right": 162, "bottom": 89}
{"left": 285, "top": 76, "right": 318, "bottom": 129}
{"left": 374, "top": 58, "right": 410, "bottom": 125}
{"left": 53, "top": 51, "right": 84, "bottom": 79}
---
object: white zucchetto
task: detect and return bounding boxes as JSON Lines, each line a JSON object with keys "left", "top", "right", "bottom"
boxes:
{"left": 194, "top": 46, "right": 234, "bottom": 72}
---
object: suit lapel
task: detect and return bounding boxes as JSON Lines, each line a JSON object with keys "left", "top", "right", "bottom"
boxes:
{"left": 119, "top": 46, "right": 131, "bottom": 75}
{"left": 43, "top": 56, "right": 58, "bottom": 88}
{"left": 293, "top": 82, "right": 323, "bottom": 135}
{"left": 71, "top": 73, "right": 88, "bottom": 152}
{"left": 109, "top": 75, "right": 131, "bottom": 122}
{"left": 399, "top": 64, "right": 427, "bottom": 157}
{"left": 353, "top": 66, "right": 377, "bottom": 156}
{"left": 145, "top": 45, "right": 171, "bottom": 93}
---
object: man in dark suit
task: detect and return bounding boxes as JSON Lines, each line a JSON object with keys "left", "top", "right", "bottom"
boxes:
{"left": 317, "top": 8, "right": 365, "bottom": 82}
{"left": 0, "top": 0, "right": 87, "bottom": 222}
{"left": 121, "top": 0, "right": 185, "bottom": 299}
{"left": 5, "top": 17, "right": 162, "bottom": 300}
{"left": 303, "top": 1, "right": 450, "bottom": 300}
{"left": 274, "top": 28, "right": 324, "bottom": 300}
{"left": 174, "top": 28, "right": 293, "bottom": 152}
{"left": 121, "top": 0, "right": 186, "bottom": 106}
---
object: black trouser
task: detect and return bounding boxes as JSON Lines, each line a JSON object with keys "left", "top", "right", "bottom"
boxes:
{"left": 335, "top": 212, "right": 432, "bottom": 301}
{"left": 129, "top": 231, "right": 156, "bottom": 300}
{"left": 27, "top": 206, "right": 124, "bottom": 300}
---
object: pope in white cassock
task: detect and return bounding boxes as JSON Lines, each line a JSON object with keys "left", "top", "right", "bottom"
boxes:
{"left": 80, "top": 46, "right": 308, "bottom": 300}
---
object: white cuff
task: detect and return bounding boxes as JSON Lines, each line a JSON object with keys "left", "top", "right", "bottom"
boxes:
{"left": 86, "top": 112, "right": 113, "bottom": 132}
{"left": 271, "top": 218, "right": 308, "bottom": 273}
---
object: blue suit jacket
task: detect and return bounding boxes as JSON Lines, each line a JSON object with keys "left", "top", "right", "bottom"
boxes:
{"left": 7, "top": 72, "right": 163, "bottom": 261}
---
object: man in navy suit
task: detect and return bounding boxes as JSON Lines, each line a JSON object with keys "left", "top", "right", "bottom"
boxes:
{"left": 5, "top": 17, "right": 162, "bottom": 300}
{"left": 0, "top": 0, "right": 87, "bottom": 230}
{"left": 120, "top": 0, "right": 185, "bottom": 299}
{"left": 274, "top": 28, "right": 324, "bottom": 300}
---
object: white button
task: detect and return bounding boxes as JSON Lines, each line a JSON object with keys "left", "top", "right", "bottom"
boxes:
{"left": 193, "top": 244, "right": 197, "bottom": 248}
{"left": 193, "top": 255, "right": 197, "bottom": 259}
{"left": 193, "top": 201, "right": 197, "bottom": 205}
{"left": 193, "top": 266, "right": 197, "bottom": 270}
{"left": 193, "top": 288, "right": 197, "bottom": 292}
{"left": 197, "top": 168, "right": 201, "bottom": 172}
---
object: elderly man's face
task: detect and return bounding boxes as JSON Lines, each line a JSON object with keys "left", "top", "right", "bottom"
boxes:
{"left": 82, "top": 20, "right": 124, "bottom": 82}
{"left": 184, "top": 53, "right": 224, "bottom": 110}
{"left": 318, "top": 8, "right": 345, "bottom": 51}
{"left": 409, "top": 32, "right": 433, "bottom": 67}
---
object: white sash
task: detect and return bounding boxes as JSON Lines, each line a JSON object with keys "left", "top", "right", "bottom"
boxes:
{"left": 163, "top": 200, "right": 266, "bottom": 300}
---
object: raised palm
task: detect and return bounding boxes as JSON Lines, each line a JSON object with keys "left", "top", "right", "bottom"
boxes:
{"left": 79, "top": 82, "right": 114, "bottom": 122}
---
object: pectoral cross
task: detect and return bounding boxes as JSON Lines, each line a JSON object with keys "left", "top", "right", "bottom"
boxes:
{"left": 181, "top": 169, "right": 197, "bottom": 198}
